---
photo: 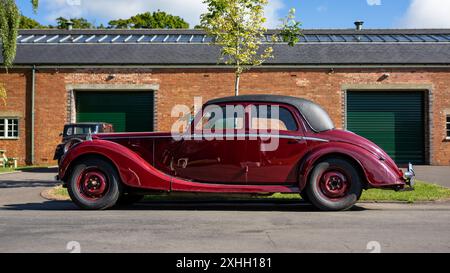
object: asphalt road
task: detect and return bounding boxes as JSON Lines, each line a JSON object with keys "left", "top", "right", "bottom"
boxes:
{"left": 0, "top": 169, "right": 450, "bottom": 253}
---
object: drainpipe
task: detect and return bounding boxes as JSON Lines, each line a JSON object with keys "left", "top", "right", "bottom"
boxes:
{"left": 30, "top": 65, "right": 36, "bottom": 165}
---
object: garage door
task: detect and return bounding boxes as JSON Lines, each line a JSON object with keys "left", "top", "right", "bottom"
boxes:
{"left": 347, "top": 91, "right": 425, "bottom": 165}
{"left": 76, "top": 91, "right": 154, "bottom": 132}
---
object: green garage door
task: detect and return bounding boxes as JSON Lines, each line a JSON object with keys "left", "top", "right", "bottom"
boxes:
{"left": 76, "top": 91, "right": 154, "bottom": 132}
{"left": 347, "top": 91, "right": 425, "bottom": 165}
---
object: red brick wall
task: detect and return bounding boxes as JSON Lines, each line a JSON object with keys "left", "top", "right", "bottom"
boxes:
{"left": 2, "top": 68, "right": 450, "bottom": 166}
{"left": 0, "top": 71, "right": 28, "bottom": 165}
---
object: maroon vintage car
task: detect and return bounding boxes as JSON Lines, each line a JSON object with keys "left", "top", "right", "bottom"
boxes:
{"left": 57, "top": 95, "right": 415, "bottom": 211}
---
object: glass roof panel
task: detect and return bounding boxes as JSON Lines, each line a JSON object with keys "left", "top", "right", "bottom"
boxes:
{"left": 304, "top": 35, "right": 319, "bottom": 42}
{"left": 329, "top": 35, "right": 346, "bottom": 42}
{"left": 429, "top": 35, "right": 448, "bottom": 42}
{"left": 178, "top": 35, "right": 192, "bottom": 43}
{"left": 366, "top": 35, "right": 384, "bottom": 42}
{"left": 379, "top": 35, "right": 398, "bottom": 42}
{"left": 316, "top": 35, "right": 333, "bottom": 42}
{"left": 166, "top": 35, "right": 180, "bottom": 42}
{"left": 392, "top": 35, "right": 411, "bottom": 42}
{"left": 190, "top": 34, "right": 205, "bottom": 43}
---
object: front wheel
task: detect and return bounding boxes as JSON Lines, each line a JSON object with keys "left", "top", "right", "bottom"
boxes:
{"left": 67, "top": 158, "right": 122, "bottom": 210}
{"left": 306, "top": 158, "right": 362, "bottom": 211}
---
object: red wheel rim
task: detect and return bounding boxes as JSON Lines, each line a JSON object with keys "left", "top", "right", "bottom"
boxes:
{"left": 317, "top": 169, "right": 351, "bottom": 200}
{"left": 76, "top": 168, "right": 109, "bottom": 200}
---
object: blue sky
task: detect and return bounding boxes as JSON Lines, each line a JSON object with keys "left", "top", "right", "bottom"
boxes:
{"left": 17, "top": 0, "right": 450, "bottom": 29}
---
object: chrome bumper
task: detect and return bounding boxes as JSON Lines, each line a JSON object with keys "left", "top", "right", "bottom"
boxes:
{"left": 403, "top": 163, "right": 415, "bottom": 190}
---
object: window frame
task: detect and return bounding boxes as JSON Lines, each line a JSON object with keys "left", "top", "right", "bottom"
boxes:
{"left": 248, "top": 104, "right": 300, "bottom": 133}
{"left": 0, "top": 117, "right": 19, "bottom": 139}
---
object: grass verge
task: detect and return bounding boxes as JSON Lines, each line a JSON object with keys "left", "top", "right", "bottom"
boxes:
{"left": 46, "top": 180, "right": 450, "bottom": 203}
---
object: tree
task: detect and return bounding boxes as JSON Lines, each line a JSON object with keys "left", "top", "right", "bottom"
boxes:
{"left": 200, "top": 0, "right": 274, "bottom": 96}
{"left": 54, "top": 17, "right": 93, "bottom": 29}
{"left": 108, "top": 11, "right": 189, "bottom": 29}
{"left": 1, "top": 0, "right": 39, "bottom": 104}
{"left": 19, "top": 14, "right": 43, "bottom": 29}
{"left": 200, "top": 1, "right": 302, "bottom": 96}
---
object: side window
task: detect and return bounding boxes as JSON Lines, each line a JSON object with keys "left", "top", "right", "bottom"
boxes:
{"left": 0, "top": 118, "right": 19, "bottom": 139}
{"left": 250, "top": 105, "right": 298, "bottom": 131}
{"left": 197, "top": 105, "right": 244, "bottom": 130}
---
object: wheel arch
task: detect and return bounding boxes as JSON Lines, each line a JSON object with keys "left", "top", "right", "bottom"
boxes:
{"left": 299, "top": 151, "right": 369, "bottom": 192}
{"left": 59, "top": 140, "right": 171, "bottom": 191}
{"left": 61, "top": 153, "right": 121, "bottom": 183}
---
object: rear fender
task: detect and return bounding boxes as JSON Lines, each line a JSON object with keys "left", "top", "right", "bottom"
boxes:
{"left": 299, "top": 142, "right": 405, "bottom": 191}
{"left": 59, "top": 140, "right": 171, "bottom": 191}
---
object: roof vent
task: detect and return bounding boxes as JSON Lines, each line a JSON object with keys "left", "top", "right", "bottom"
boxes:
{"left": 66, "top": 20, "right": 74, "bottom": 31}
{"left": 354, "top": 21, "right": 364, "bottom": 31}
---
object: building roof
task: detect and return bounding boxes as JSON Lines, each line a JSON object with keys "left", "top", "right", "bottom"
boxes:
{"left": 206, "top": 94, "right": 335, "bottom": 132}
{"left": 2, "top": 29, "right": 450, "bottom": 66}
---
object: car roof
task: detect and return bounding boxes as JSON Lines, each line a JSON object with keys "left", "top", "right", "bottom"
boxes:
{"left": 205, "top": 95, "right": 335, "bottom": 132}
{"left": 65, "top": 123, "right": 111, "bottom": 126}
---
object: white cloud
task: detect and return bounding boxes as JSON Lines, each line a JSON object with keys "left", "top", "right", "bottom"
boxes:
{"left": 264, "top": 0, "right": 285, "bottom": 28}
{"left": 367, "top": 0, "right": 382, "bottom": 6}
{"left": 316, "top": 5, "right": 328, "bottom": 13}
{"left": 399, "top": 0, "right": 450, "bottom": 28}
{"left": 40, "top": 0, "right": 284, "bottom": 28}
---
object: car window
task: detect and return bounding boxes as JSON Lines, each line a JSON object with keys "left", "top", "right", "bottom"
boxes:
{"left": 73, "top": 126, "right": 97, "bottom": 135}
{"left": 197, "top": 105, "right": 244, "bottom": 130}
{"left": 250, "top": 105, "right": 298, "bottom": 131}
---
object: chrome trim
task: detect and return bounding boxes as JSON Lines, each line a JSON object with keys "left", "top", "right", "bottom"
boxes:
{"left": 100, "top": 133, "right": 329, "bottom": 142}
{"left": 404, "top": 162, "right": 415, "bottom": 189}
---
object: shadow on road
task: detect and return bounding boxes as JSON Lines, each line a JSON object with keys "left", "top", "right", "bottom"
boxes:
{"left": 0, "top": 181, "right": 61, "bottom": 189}
{"left": 1, "top": 199, "right": 367, "bottom": 212}
{"left": 19, "top": 167, "right": 58, "bottom": 174}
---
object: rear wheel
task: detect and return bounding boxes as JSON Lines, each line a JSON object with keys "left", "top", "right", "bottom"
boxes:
{"left": 67, "top": 158, "right": 121, "bottom": 210}
{"left": 306, "top": 158, "right": 362, "bottom": 211}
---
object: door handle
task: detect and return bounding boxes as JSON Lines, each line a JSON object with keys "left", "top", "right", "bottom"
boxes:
{"left": 287, "top": 139, "right": 302, "bottom": 144}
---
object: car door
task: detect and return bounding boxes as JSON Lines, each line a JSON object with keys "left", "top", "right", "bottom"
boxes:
{"left": 171, "top": 104, "right": 247, "bottom": 184}
{"left": 245, "top": 104, "right": 308, "bottom": 184}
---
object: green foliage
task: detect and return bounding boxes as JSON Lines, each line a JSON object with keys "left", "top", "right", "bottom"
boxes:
{"left": 279, "top": 8, "right": 302, "bottom": 47}
{"left": 108, "top": 11, "right": 189, "bottom": 29}
{"left": 0, "top": 0, "right": 20, "bottom": 68}
{"left": 31, "top": 0, "right": 38, "bottom": 13}
{"left": 19, "top": 14, "right": 43, "bottom": 29}
{"left": 55, "top": 17, "right": 93, "bottom": 29}
{"left": 201, "top": 0, "right": 273, "bottom": 95}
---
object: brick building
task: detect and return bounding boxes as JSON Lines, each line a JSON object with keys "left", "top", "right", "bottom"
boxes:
{"left": 1, "top": 28, "right": 450, "bottom": 166}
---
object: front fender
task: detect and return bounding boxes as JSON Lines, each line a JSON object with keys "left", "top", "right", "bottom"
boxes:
{"left": 59, "top": 140, "right": 171, "bottom": 191}
{"left": 299, "top": 142, "right": 405, "bottom": 191}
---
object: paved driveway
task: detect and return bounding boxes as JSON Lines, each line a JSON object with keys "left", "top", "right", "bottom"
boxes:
{"left": 1, "top": 168, "right": 450, "bottom": 253}
{"left": 414, "top": 166, "right": 450, "bottom": 188}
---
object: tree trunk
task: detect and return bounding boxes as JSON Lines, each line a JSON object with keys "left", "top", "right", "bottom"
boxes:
{"left": 234, "top": 73, "right": 240, "bottom": 96}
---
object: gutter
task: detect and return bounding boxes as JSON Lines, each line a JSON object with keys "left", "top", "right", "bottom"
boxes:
{"left": 8, "top": 64, "right": 450, "bottom": 70}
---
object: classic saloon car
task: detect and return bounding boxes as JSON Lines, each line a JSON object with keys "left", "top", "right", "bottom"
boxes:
{"left": 58, "top": 95, "right": 415, "bottom": 211}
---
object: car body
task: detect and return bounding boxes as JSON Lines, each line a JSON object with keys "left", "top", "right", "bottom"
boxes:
{"left": 58, "top": 95, "right": 415, "bottom": 211}
{"left": 53, "top": 123, "right": 114, "bottom": 163}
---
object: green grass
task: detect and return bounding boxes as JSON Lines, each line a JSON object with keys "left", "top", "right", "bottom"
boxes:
{"left": 0, "top": 167, "right": 15, "bottom": 173}
{"left": 360, "top": 181, "right": 450, "bottom": 203}
{"left": 0, "top": 165, "right": 56, "bottom": 173}
{"left": 49, "top": 180, "right": 450, "bottom": 203}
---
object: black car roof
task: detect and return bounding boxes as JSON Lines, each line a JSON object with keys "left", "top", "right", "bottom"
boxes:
{"left": 65, "top": 123, "right": 110, "bottom": 126}
{"left": 205, "top": 95, "right": 335, "bottom": 132}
